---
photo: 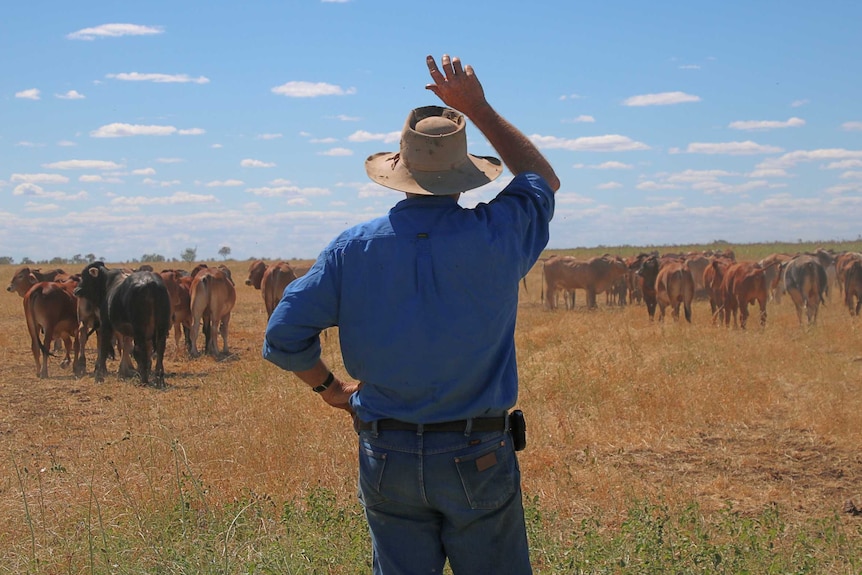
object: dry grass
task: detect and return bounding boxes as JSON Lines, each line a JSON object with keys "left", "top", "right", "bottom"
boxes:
{"left": 1, "top": 257, "right": 862, "bottom": 571}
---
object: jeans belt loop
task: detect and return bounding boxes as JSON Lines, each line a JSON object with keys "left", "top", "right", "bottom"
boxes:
{"left": 415, "top": 423, "right": 424, "bottom": 436}
{"left": 463, "top": 418, "right": 474, "bottom": 436}
{"left": 504, "top": 412, "right": 511, "bottom": 433}
{"left": 371, "top": 420, "right": 379, "bottom": 439}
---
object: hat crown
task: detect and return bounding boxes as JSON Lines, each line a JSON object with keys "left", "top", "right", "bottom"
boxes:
{"left": 401, "top": 106, "right": 467, "bottom": 172}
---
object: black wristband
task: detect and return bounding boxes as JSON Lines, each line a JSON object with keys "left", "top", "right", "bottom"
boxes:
{"left": 312, "top": 372, "right": 335, "bottom": 393}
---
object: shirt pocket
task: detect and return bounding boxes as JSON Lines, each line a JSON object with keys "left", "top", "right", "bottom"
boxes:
{"left": 454, "top": 440, "right": 517, "bottom": 510}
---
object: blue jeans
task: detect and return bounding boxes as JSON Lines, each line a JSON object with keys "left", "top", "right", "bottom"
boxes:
{"left": 357, "top": 425, "right": 532, "bottom": 574}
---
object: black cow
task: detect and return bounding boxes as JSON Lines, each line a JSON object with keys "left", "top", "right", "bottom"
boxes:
{"left": 631, "top": 253, "right": 659, "bottom": 320}
{"left": 782, "top": 255, "right": 828, "bottom": 325}
{"left": 73, "top": 262, "right": 172, "bottom": 386}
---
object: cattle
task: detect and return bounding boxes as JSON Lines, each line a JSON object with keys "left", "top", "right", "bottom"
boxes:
{"left": 782, "top": 255, "right": 828, "bottom": 325}
{"left": 23, "top": 280, "right": 79, "bottom": 378}
{"left": 160, "top": 270, "right": 194, "bottom": 354}
{"left": 73, "top": 293, "right": 100, "bottom": 378}
{"left": 245, "top": 260, "right": 267, "bottom": 289}
{"left": 631, "top": 253, "right": 659, "bottom": 320}
{"left": 542, "top": 254, "right": 628, "bottom": 310}
{"left": 720, "top": 262, "right": 769, "bottom": 328}
{"left": 758, "top": 253, "right": 792, "bottom": 303}
{"left": 703, "top": 256, "right": 734, "bottom": 324}
{"left": 655, "top": 260, "right": 694, "bottom": 322}
{"left": 73, "top": 262, "right": 172, "bottom": 386}
{"left": 189, "top": 266, "right": 236, "bottom": 357}
{"left": 835, "top": 252, "right": 862, "bottom": 296}
{"left": 806, "top": 248, "right": 837, "bottom": 300}
{"left": 261, "top": 262, "right": 298, "bottom": 318}
{"left": 6, "top": 267, "right": 67, "bottom": 296}
{"left": 844, "top": 260, "right": 862, "bottom": 316}
{"left": 683, "top": 253, "right": 710, "bottom": 300}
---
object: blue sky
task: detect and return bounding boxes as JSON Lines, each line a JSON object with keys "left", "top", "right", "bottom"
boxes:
{"left": 2, "top": 0, "right": 861, "bottom": 262}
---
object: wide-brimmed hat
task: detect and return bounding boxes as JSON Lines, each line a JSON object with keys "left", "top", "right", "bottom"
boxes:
{"left": 364, "top": 105, "right": 503, "bottom": 195}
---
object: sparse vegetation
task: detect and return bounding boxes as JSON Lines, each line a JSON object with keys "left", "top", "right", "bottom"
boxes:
{"left": 1, "top": 243, "right": 861, "bottom": 573}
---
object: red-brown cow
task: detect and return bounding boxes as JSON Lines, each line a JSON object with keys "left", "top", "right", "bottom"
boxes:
{"left": 6, "top": 267, "right": 67, "bottom": 296}
{"left": 703, "top": 257, "right": 734, "bottom": 324}
{"left": 844, "top": 260, "right": 862, "bottom": 316}
{"left": 189, "top": 266, "right": 236, "bottom": 357}
{"left": 262, "top": 261, "right": 298, "bottom": 318}
{"left": 655, "top": 260, "right": 694, "bottom": 322}
{"left": 160, "top": 270, "right": 194, "bottom": 354}
{"left": 721, "top": 261, "right": 769, "bottom": 329}
{"left": 245, "top": 260, "right": 267, "bottom": 290}
{"left": 23, "top": 280, "right": 79, "bottom": 378}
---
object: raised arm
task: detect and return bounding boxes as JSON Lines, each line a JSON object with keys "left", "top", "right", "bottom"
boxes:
{"left": 425, "top": 54, "right": 560, "bottom": 192}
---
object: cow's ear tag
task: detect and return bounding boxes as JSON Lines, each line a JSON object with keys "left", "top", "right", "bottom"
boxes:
{"left": 89, "top": 267, "right": 100, "bottom": 277}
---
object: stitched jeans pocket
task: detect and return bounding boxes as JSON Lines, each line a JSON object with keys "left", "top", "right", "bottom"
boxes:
{"left": 358, "top": 443, "right": 388, "bottom": 509}
{"left": 454, "top": 440, "right": 517, "bottom": 510}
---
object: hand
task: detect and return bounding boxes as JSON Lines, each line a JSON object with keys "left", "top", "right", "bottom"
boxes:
{"left": 425, "top": 54, "right": 488, "bottom": 117}
{"left": 320, "top": 377, "right": 360, "bottom": 414}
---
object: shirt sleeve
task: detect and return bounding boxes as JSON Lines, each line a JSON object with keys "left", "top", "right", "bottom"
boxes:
{"left": 262, "top": 249, "right": 341, "bottom": 371}
{"left": 492, "top": 172, "right": 556, "bottom": 276}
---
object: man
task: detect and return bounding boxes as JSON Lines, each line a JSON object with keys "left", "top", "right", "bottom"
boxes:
{"left": 263, "top": 54, "right": 559, "bottom": 574}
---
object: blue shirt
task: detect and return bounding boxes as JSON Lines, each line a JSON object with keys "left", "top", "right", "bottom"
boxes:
{"left": 263, "top": 172, "right": 555, "bottom": 423}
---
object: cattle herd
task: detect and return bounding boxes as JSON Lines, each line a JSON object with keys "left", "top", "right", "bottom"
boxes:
{"left": 542, "top": 247, "right": 862, "bottom": 327}
{"left": 5, "top": 251, "right": 862, "bottom": 387}
{"left": 4, "top": 259, "right": 297, "bottom": 387}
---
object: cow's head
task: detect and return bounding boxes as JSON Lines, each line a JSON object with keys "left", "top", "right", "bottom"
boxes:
{"left": 6, "top": 267, "right": 38, "bottom": 296}
{"left": 73, "top": 261, "right": 109, "bottom": 303}
{"left": 246, "top": 260, "right": 266, "bottom": 288}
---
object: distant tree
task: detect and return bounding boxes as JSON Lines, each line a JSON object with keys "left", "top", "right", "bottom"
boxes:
{"left": 21, "top": 257, "right": 34, "bottom": 265}
{"left": 180, "top": 247, "right": 198, "bottom": 263}
{"left": 141, "top": 253, "right": 167, "bottom": 263}
{"left": 0, "top": 256, "right": 14, "bottom": 265}
{"left": 218, "top": 245, "right": 231, "bottom": 260}
{"left": 50, "top": 256, "right": 68, "bottom": 266}
{"left": 71, "top": 254, "right": 86, "bottom": 265}
{"left": 85, "top": 253, "right": 97, "bottom": 264}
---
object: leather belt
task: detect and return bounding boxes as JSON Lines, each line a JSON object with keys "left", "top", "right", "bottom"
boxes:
{"left": 357, "top": 416, "right": 507, "bottom": 433}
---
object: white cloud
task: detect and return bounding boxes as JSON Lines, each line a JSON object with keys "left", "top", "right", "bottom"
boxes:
{"left": 11, "top": 173, "right": 70, "bottom": 184}
{"left": 597, "top": 181, "right": 623, "bottom": 190}
{"left": 15, "top": 141, "right": 44, "bottom": 148}
{"left": 310, "top": 137, "right": 338, "bottom": 144}
{"left": 271, "top": 81, "right": 356, "bottom": 97}
{"left": 841, "top": 121, "right": 862, "bottom": 132}
{"left": 347, "top": 130, "right": 401, "bottom": 144}
{"left": 178, "top": 128, "right": 205, "bottom": 136}
{"left": 241, "top": 159, "right": 276, "bottom": 168}
{"left": 15, "top": 88, "right": 40, "bottom": 100}
{"left": 111, "top": 191, "right": 216, "bottom": 206}
{"left": 728, "top": 117, "right": 805, "bottom": 130}
{"left": 559, "top": 94, "right": 582, "bottom": 101}
{"left": 678, "top": 64, "right": 701, "bottom": 70}
{"left": 790, "top": 99, "right": 809, "bottom": 108}
{"left": 320, "top": 147, "right": 353, "bottom": 156}
{"left": 42, "top": 159, "right": 124, "bottom": 170}
{"left": 748, "top": 168, "right": 791, "bottom": 178}
{"left": 67, "top": 23, "right": 164, "bottom": 41}
{"left": 622, "top": 91, "right": 700, "bottom": 106}
{"left": 57, "top": 140, "right": 78, "bottom": 147}
{"left": 332, "top": 114, "right": 360, "bottom": 121}
{"left": 679, "top": 141, "right": 784, "bottom": 155}
{"left": 55, "top": 90, "right": 85, "bottom": 100}
{"left": 205, "top": 179, "right": 244, "bottom": 187}
{"left": 211, "top": 144, "right": 223, "bottom": 149}
{"left": 757, "top": 148, "right": 862, "bottom": 170}
{"left": 256, "top": 133, "right": 283, "bottom": 140}
{"left": 156, "top": 157, "right": 185, "bottom": 164}
{"left": 142, "top": 178, "right": 181, "bottom": 187}
{"left": 91, "top": 123, "right": 178, "bottom": 137}
{"left": 563, "top": 115, "right": 595, "bottom": 123}
{"left": 106, "top": 72, "right": 210, "bottom": 84}
{"left": 531, "top": 134, "right": 650, "bottom": 152}
{"left": 13, "top": 183, "right": 88, "bottom": 200}
{"left": 79, "top": 175, "right": 105, "bottom": 183}
{"left": 823, "top": 159, "right": 862, "bottom": 170}
{"left": 24, "top": 203, "right": 60, "bottom": 213}
{"left": 840, "top": 171, "right": 862, "bottom": 179}
{"left": 132, "top": 168, "right": 156, "bottom": 175}
{"left": 246, "top": 183, "right": 330, "bottom": 197}
{"left": 575, "top": 161, "right": 634, "bottom": 170}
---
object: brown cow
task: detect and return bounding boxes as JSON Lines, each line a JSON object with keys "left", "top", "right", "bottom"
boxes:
{"left": 542, "top": 254, "right": 628, "bottom": 310}
{"left": 245, "top": 259, "right": 267, "bottom": 289}
{"left": 703, "top": 256, "right": 734, "bottom": 324}
{"left": 23, "top": 281, "right": 79, "bottom": 378}
{"left": 783, "top": 255, "right": 828, "bottom": 325}
{"left": 262, "top": 262, "right": 298, "bottom": 318}
{"left": 758, "top": 253, "right": 792, "bottom": 303}
{"left": 684, "top": 253, "right": 710, "bottom": 300}
{"left": 721, "top": 262, "right": 769, "bottom": 328}
{"left": 160, "top": 270, "right": 194, "bottom": 354}
{"left": 844, "top": 260, "right": 862, "bottom": 316}
{"left": 189, "top": 266, "right": 236, "bottom": 357}
{"left": 836, "top": 252, "right": 862, "bottom": 296}
{"left": 655, "top": 260, "right": 694, "bottom": 322}
{"left": 7, "top": 267, "right": 67, "bottom": 296}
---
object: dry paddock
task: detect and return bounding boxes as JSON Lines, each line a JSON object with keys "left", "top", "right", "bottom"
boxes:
{"left": 1, "top": 259, "right": 861, "bottom": 551}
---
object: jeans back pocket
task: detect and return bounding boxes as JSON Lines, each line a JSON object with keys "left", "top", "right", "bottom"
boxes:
{"left": 454, "top": 440, "right": 517, "bottom": 510}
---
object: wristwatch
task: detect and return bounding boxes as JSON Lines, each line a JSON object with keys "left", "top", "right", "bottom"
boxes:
{"left": 312, "top": 372, "right": 335, "bottom": 393}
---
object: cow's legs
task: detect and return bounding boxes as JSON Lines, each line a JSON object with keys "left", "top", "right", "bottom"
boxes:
{"left": 218, "top": 312, "right": 231, "bottom": 355}
{"left": 118, "top": 335, "right": 137, "bottom": 379}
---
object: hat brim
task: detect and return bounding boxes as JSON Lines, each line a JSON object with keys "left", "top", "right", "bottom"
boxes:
{"left": 365, "top": 152, "right": 503, "bottom": 196}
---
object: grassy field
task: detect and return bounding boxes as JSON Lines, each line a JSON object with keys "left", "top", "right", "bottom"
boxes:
{"left": 1, "top": 242, "right": 861, "bottom": 573}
